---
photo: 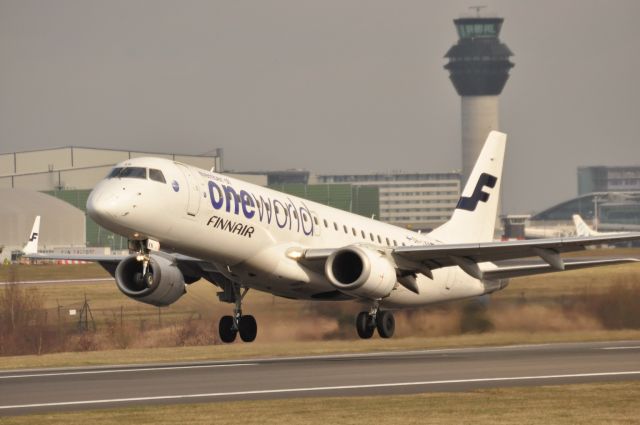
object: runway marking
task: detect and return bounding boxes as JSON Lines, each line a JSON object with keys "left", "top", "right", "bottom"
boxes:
{"left": 1, "top": 370, "right": 639, "bottom": 410}
{"left": 0, "top": 363, "right": 257, "bottom": 380}
{"left": 0, "top": 278, "right": 113, "bottom": 286}
{"left": 602, "top": 346, "right": 640, "bottom": 350}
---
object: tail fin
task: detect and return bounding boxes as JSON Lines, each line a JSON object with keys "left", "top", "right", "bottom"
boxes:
{"left": 22, "top": 216, "right": 40, "bottom": 255}
{"left": 572, "top": 214, "right": 596, "bottom": 237}
{"left": 429, "top": 131, "right": 506, "bottom": 243}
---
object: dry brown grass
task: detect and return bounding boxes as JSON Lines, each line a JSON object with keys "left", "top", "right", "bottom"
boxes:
{"left": 2, "top": 381, "right": 639, "bottom": 425}
{"left": 2, "top": 257, "right": 640, "bottom": 360}
{"left": 0, "top": 263, "right": 108, "bottom": 281}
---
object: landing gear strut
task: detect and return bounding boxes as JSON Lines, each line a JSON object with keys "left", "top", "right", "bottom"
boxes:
{"left": 355, "top": 303, "right": 395, "bottom": 339}
{"left": 129, "top": 239, "right": 152, "bottom": 288}
{"left": 218, "top": 284, "right": 257, "bottom": 343}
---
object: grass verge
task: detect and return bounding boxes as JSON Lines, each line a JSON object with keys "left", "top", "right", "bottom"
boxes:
{"left": 2, "top": 381, "right": 639, "bottom": 424}
{"left": 2, "top": 330, "right": 640, "bottom": 371}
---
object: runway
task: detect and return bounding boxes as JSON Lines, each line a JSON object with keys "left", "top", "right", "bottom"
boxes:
{"left": 1, "top": 340, "right": 639, "bottom": 415}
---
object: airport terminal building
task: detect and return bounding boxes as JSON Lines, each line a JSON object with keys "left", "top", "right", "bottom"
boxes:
{"left": 522, "top": 166, "right": 640, "bottom": 236}
{"left": 242, "top": 170, "right": 462, "bottom": 231}
{"left": 578, "top": 166, "right": 640, "bottom": 196}
{"left": 314, "top": 172, "right": 461, "bottom": 231}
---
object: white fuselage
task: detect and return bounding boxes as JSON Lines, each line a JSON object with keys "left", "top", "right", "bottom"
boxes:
{"left": 87, "top": 157, "right": 488, "bottom": 308}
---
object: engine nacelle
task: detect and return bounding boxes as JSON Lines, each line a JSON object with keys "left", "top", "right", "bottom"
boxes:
{"left": 114, "top": 252, "right": 186, "bottom": 307}
{"left": 325, "top": 245, "right": 397, "bottom": 299}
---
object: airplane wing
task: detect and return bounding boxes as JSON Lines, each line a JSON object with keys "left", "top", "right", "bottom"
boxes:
{"left": 25, "top": 252, "right": 228, "bottom": 286}
{"left": 300, "top": 232, "right": 640, "bottom": 280}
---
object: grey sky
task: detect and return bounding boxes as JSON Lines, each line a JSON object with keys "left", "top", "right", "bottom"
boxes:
{"left": 1, "top": 0, "right": 639, "bottom": 213}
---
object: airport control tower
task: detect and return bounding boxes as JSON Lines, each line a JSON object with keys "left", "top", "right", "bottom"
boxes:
{"left": 444, "top": 13, "right": 514, "bottom": 185}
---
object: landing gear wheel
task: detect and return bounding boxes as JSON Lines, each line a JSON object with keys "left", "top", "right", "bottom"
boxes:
{"left": 238, "top": 315, "right": 257, "bottom": 342}
{"left": 219, "top": 315, "right": 237, "bottom": 343}
{"left": 376, "top": 310, "right": 395, "bottom": 339}
{"left": 356, "top": 311, "right": 375, "bottom": 339}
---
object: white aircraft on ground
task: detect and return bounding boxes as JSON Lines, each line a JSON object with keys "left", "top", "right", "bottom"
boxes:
{"left": 572, "top": 214, "right": 620, "bottom": 238}
{"left": 27, "top": 132, "right": 640, "bottom": 342}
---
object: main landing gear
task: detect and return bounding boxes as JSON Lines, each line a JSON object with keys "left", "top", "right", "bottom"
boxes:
{"left": 355, "top": 304, "right": 395, "bottom": 339}
{"left": 218, "top": 285, "right": 257, "bottom": 343}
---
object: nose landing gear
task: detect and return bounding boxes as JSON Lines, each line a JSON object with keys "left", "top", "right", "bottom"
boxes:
{"left": 217, "top": 284, "right": 257, "bottom": 343}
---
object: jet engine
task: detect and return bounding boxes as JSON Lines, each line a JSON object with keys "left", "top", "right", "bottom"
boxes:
{"left": 114, "top": 252, "right": 186, "bottom": 307}
{"left": 325, "top": 245, "right": 397, "bottom": 299}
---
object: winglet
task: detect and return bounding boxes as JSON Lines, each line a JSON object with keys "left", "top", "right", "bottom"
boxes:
{"left": 22, "top": 216, "right": 40, "bottom": 255}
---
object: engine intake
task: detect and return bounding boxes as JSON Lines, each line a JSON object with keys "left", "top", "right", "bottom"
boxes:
{"left": 325, "top": 245, "right": 397, "bottom": 299}
{"left": 115, "top": 252, "right": 186, "bottom": 307}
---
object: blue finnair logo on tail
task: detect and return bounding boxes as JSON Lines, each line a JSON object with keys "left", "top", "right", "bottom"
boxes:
{"left": 29, "top": 232, "right": 38, "bottom": 241}
{"left": 456, "top": 173, "right": 498, "bottom": 212}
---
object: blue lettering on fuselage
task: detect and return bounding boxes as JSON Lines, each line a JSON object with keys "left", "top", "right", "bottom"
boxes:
{"left": 208, "top": 181, "right": 313, "bottom": 236}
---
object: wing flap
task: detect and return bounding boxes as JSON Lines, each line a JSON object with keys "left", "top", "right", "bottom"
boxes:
{"left": 484, "top": 258, "right": 640, "bottom": 280}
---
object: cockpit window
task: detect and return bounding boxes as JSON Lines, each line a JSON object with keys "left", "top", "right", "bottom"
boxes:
{"left": 106, "top": 167, "right": 123, "bottom": 178}
{"left": 149, "top": 169, "right": 166, "bottom": 183}
{"left": 119, "top": 167, "right": 147, "bottom": 179}
{"left": 107, "top": 167, "right": 147, "bottom": 179}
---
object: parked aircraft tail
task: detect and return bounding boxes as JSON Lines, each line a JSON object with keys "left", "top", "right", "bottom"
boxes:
{"left": 572, "top": 214, "right": 597, "bottom": 237}
{"left": 22, "top": 216, "right": 40, "bottom": 255}
{"left": 429, "top": 131, "right": 506, "bottom": 244}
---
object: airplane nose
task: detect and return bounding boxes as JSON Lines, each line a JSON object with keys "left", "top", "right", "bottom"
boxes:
{"left": 86, "top": 189, "right": 119, "bottom": 223}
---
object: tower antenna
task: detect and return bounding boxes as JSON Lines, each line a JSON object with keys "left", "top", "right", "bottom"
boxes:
{"left": 469, "top": 6, "right": 487, "bottom": 17}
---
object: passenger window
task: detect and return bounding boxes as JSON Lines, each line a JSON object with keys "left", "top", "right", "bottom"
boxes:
{"left": 313, "top": 216, "right": 319, "bottom": 225}
{"left": 402, "top": 242, "right": 406, "bottom": 246}
{"left": 386, "top": 237, "right": 390, "bottom": 246}
{"left": 334, "top": 222, "right": 338, "bottom": 231}
{"left": 293, "top": 210, "right": 299, "bottom": 219}
{"left": 352, "top": 228, "right": 357, "bottom": 236}
{"left": 370, "top": 233, "right": 374, "bottom": 241}
{"left": 343, "top": 225, "right": 348, "bottom": 234}
{"left": 149, "top": 169, "right": 166, "bottom": 183}
{"left": 323, "top": 219, "right": 328, "bottom": 228}
{"left": 393, "top": 240, "right": 398, "bottom": 246}
{"left": 377, "top": 235, "right": 382, "bottom": 244}
{"left": 361, "top": 230, "right": 366, "bottom": 239}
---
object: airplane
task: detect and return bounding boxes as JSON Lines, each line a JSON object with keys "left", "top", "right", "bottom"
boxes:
{"left": 572, "top": 214, "right": 620, "bottom": 238}
{"left": 26, "top": 132, "right": 640, "bottom": 342}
